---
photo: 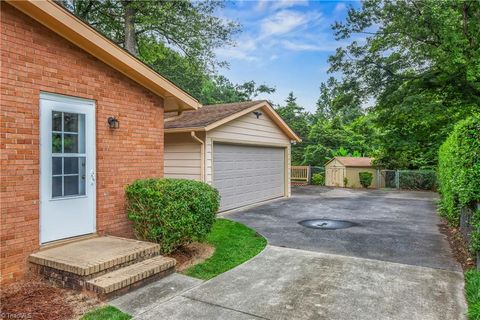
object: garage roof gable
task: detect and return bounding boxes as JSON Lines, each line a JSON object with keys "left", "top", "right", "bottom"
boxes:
{"left": 165, "top": 101, "right": 301, "bottom": 142}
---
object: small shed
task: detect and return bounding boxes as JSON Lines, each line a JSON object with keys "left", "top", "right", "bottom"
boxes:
{"left": 325, "top": 157, "right": 378, "bottom": 188}
{"left": 164, "top": 100, "right": 301, "bottom": 211}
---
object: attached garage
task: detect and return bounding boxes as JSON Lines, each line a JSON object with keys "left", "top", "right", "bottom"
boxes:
{"left": 164, "top": 101, "right": 300, "bottom": 211}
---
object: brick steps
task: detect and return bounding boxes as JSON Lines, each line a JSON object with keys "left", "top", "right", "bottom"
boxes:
{"left": 86, "top": 256, "right": 176, "bottom": 298}
{"left": 29, "top": 236, "right": 175, "bottom": 299}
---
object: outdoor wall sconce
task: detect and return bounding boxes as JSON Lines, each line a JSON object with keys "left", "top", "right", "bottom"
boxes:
{"left": 253, "top": 111, "right": 262, "bottom": 119}
{"left": 108, "top": 116, "right": 120, "bottom": 129}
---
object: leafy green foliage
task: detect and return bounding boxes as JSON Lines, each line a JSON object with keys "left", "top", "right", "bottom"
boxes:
{"left": 125, "top": 178, "right": 220, "bottom": 254}
{"left": 359, "top": 172, "right": 373, "bottom": 188}
{"left": 343, "top": 177, "right": 349, "bottom": 188}
{"left": 398, "top": 171, "right": 437, "bottom": 191}
{"left": 311, "top": 173, "right": 325, "bottom": 186}
{"left": 60, "top": 0, "right": 239, "bottom": 68}
{"left": 275, "top": 93, "right": 311, "bottom": 164}
{"left": 329, "top": 0, "right": 480, "bottom": 169}
{"left": 185, "top": 219, "right": 267, "bottom": 280}
{"left": 465, "top": 270, "right": 480, "bottom": 320}
{"left": 302, "top": 115, "right": 378, "bottom": 166}
{"left": 438, "top": 115, "right": 480, "bottom": 250}
{"left": 81, "top": 306, "right": 131, "bottom": 320}
{"left": 60, "top": 0, "right": 275, "bottom": 106}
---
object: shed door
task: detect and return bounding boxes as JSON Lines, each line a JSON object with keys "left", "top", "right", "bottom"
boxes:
{"left": 213, "top": 143, "right": 285, "bottom": 211}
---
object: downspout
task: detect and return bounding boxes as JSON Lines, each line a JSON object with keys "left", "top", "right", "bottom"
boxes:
{"left": 190, "top": 131, "right": 205, "bottom": 182}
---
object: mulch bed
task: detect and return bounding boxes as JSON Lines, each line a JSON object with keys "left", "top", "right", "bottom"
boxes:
{"left": 1, "top": 277, "right": 101, "bottom": 320}
{"left": 168, "top": 242, "right": 215, "bottom": 272}
{"left": 439, "top": 218, "right": 476, "bottom": 271}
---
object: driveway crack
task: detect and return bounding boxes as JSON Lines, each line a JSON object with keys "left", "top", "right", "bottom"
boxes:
{"left": 181, "top": 295, "right": 270, "bottom": 320}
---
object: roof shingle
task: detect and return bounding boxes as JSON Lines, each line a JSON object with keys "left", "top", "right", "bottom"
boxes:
{"left": 335, "top": 157, "right": 374, "bottom": 167}
{"left": 164, "top": 100, "right": 264, "bottom": 129}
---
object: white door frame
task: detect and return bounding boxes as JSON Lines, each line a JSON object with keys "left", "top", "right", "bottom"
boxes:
{"left": 39, "top": 92, "right": 96, "bottom": 244}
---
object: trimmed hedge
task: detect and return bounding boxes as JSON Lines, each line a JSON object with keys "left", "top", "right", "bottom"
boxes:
{"left": 125, "top": 178, "right": 220, "bottom": 254}
{"left": 359, "top": 172, "right": 373, "bottom": 188}
{"left": 438, "top": 115, "right": 480, "bottom": 251}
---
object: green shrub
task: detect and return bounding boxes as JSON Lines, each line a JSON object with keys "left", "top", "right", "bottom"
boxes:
{"left": 343, "top": 177, "right": 349, "bottom": 188}
{"left": 125, "top": 178, "right": 220, "bottom": 254}
{"left": 359, "top": 172, "right": 373, "bottom": 188}
{"left": 311, "top": 173, "right": 325, "bottom": 186}
{"left": 465, "top": 270, "right": 480, "bottom": 320}
{"left": 438, "top": 115, "right": 480, "bottom": 251}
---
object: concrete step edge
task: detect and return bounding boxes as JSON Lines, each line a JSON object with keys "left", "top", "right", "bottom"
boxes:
{"left": 29, "top": 242, "right": 162, "bottom": 276}
{"left": 86, "top": 256, "right": 176, "bottom": 294}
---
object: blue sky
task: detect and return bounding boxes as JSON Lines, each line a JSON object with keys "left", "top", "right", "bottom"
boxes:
{"left": 215, "top": 0, "right": 358, "bottom": 112}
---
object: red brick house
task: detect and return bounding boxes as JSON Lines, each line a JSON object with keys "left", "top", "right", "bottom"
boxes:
{"left": 0, "top": 0, "right": 200, "bottom": 284}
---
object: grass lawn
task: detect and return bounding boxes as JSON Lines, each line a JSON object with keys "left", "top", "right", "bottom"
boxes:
{"left": 466, "top": 270, "right": 480, "bottom": 320}
{"left": 81, "top": 306, "right": 131, "bottom": 320}
{"left": 185, "top": 218, "right": 267, "bottom": 280}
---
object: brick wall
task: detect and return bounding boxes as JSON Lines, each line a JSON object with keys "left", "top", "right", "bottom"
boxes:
{"left": 0, "top": 3, "right": 164, "bottom": 283}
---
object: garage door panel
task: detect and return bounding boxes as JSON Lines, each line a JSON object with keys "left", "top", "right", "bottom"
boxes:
{"left": 213, "top": 143, "right": 285, "bottom": 211}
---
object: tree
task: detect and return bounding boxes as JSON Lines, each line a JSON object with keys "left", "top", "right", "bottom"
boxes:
{"left": 329, "top": 0, "right": 480, "bottom": 169}
{"left": 275, "top": 93, "right": 311, "bottom": 164}
{"left": 315, "top": 77, "right": 363, "bottom": 124}
{"left": 303, "top": 115, "right": 376, "bottom": 166}
{"left": 59, "top": 0, "right": 239, "bottom": 68}
{"left": 59, "top": 0, "right": 276, "bottom": 105}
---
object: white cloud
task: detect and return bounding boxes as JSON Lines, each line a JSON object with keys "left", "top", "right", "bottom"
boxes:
{"left": 260, "top": 10, "right": 322, "bottom": 38}
{"left": 254, "top": 0, "right": 268, "bottom": 12}
{"left": 216, "top": 38, "right": 259, "bottom": 61}
{"left": 334, "top": 3, "right": 347, "bottom": 12}
{"left": 216, "top": 47, "right": 258, "bottom": 62}
{"left": 255, "top": 0, "right": 309, "bottom": 12}
{"left": 271, "top": 0, "right": 309, "bottom": 10}
{"left": 281, "top": 38, "right": 348, "bottom": 52}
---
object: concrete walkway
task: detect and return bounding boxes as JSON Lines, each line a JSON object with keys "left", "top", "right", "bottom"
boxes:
{"left": 111, "top": 187, "right": 467, "bottom": 319}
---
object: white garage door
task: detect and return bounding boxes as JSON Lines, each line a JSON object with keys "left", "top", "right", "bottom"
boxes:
{"left": 213, "top": 143, "right": 285, "bottom": 211}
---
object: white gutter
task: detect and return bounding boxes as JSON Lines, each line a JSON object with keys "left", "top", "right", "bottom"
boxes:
{"left": 190, "top": 131, "right": 205, "bottom": 182}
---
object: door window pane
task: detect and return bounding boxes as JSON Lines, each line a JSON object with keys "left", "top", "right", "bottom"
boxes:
{"left": 64, "top": 113, "right": 79, "bottom": 132}
{"left": 51, "top": 111, "right": 87, "bottom": 198}
{"left": 64, "top": 157, "right": 79, "bottom": 174}
{"left": 64, "top": 176, "right": 79, "bottom": 196}
{"left": 52, "top": 133, "right": 62, "bottom": 153}
{"left": 52, "top": 176, "right": 62, "bottom": 197}
{"left": 64, "top": 134, "right": 78, "bottom": 153}
{"left": 79, "top": 157, "right": 86, "bottom": 195}
{"left": 52, "top": 157, "right": 62, "bottom": 175}
{"left": 52, "top": 112, "right": 62, "bottom": 131}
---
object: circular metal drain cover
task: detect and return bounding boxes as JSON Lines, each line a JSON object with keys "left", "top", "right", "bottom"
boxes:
{"left": 298, "top": 219, "right": 357, "bottom": 230}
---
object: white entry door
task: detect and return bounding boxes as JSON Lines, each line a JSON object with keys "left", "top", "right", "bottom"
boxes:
{"left": 40, "top": 93, "right": 96, "bottom": 243}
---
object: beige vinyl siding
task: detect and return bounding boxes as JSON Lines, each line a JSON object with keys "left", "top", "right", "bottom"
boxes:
{"left": 164, "top": 132, "right": 203, "bottom": 180}
{"left": 345, "top": 167, "right": 379, "bottom": 188}
{"left": 325, "top": 159, "right": 379, "bottom": 188}
{"left": 325, "top": 159, "right": 345, "bottom": 187}
{"left": 205, "top": 109, "right": 291, "bottom": 197}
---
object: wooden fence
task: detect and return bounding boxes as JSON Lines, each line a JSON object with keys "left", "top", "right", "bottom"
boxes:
{"left": 291, "top": 166, "right": 310, "bottom": 184}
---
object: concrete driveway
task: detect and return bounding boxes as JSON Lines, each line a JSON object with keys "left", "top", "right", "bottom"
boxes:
{"left": 112, "top": 187, "right": 467, "bottom": 319}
